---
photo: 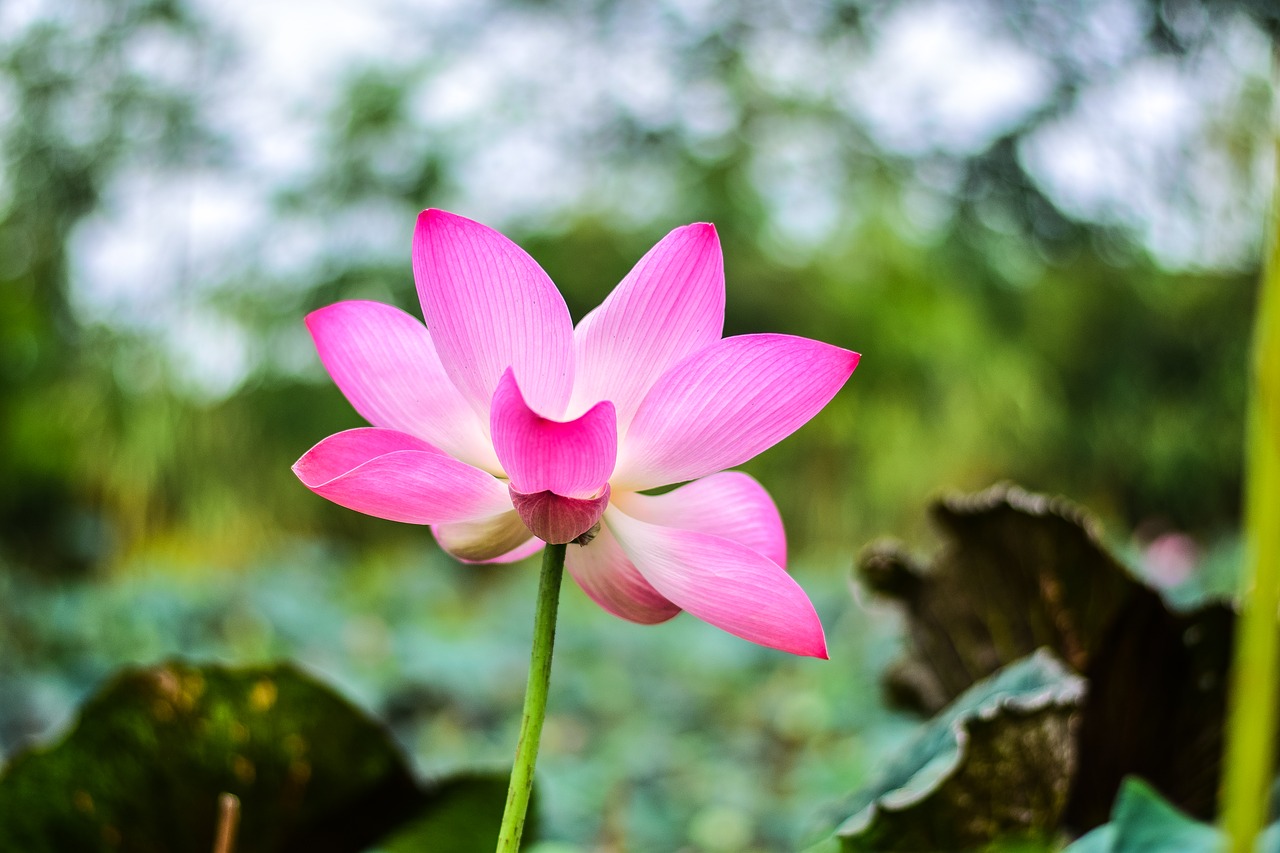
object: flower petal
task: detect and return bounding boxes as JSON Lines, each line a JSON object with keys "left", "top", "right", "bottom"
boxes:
{"left": 489, "top": 537, "right": 546, "bottom": 564}
{"left": 293, "top": 428, "right": 511, "bottom": 524}
{"left": 293, "top": 427, "right": 440, "bottom": 480}
{"left": 432, "top": 511, "right": 537, "bottom": 563}
{"left": 615, "top": 334, "right": 859, "bottom": 490}
{"left": 610, "top": 472, "right": 786, "bottom": 568}
{"left": 412, "top": 209, "right": 574, "bottom": 419}
{"left": 306, "top": 300, "right": 496, "bottom": 470}
{"left": 569, "top": 223, "right": 724, "bottom": 429}
{"left": 490, "top": 368, "right": 616, "bottom": 498}
{"left": 510, "top": 484, "right": 611, "bottom": 545}
{"left": 564, "top": 523, "right": 680, "bottom": 624}
{"left": 606, "top": 507, "right": 827, "bottom": 657}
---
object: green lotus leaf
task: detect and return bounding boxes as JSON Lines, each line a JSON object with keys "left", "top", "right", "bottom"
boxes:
{"left": 1063, "top": 776, "right": 1280, "bottom": 853}
{"left": 818, "top": 650, "right": 1085, "bottom": 852}
{"left": 857, "top": 483, "right": 1235, "bottom": 827}
{"left": 0, "top": 660, "right": 523, "bottom": 852}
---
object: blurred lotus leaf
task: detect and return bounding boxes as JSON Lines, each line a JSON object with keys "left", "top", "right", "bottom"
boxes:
{"left": 1067, "top": 582, "right": 1233, "bottom": 828}
{"left": 859, "top": 483, "right": 1136, "bottom": 713}
{"left": 858, "top": 483, "right": 1235, "bottom": 827}
{"left": 0, "top": 660, "right": 523, "bottom": 852}
{"left": 1064, "top": 776, "right": 1280, "bottom": 853}
{"left": 819, "top": 650, "right": 1084, "bottom": 852}
{"left": 373, "top": 773, "right": 520, "bottom": 853}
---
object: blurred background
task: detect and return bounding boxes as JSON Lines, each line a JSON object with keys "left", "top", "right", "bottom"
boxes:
{"left": 0, "top": 0, "right": 1275, "bottom": 849}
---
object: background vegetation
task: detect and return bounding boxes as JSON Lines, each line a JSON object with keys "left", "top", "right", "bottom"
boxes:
{"left": 0, "top": 0, "right": 1275, "bottom": 849}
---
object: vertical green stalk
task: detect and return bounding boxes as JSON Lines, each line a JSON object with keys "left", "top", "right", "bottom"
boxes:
{"left": 496, "top": 541, "right": 567, "bottom": 853}
{"left": 1221, "top": 43, "right": 1280, "bottom": 853}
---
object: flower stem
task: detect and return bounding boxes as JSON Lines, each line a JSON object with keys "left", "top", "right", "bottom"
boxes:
{"left": 496, "top": 541, "right": 567, "bottom": 853}
{"left": 1220, "top": 43, "right": 1280, "bottom": 853}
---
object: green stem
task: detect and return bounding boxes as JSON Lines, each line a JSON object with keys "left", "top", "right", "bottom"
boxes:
{"left": 1221, "top": 44, "right": 1280, "bottom": 853}
{"left": 495, "top": 541, "right": 567, "bottom": 853}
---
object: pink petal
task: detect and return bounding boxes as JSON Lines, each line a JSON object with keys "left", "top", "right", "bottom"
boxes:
{"left": 306, "top": 300, "right": 497, "bottom": 470}
{"left": 564, "top": 523, "right": 680, "bottom": 624}
{"left": 293, "top": 427, "right": 439, "bottom": 480}
{"left": 490, "top": 368, "right": 616, "bottom": 498}
{"left": 412, "top": 209, "right": 574, "bottom": 419}
{"left": 432, "top": 511, "right": 538, "bottom": 563}
{"left": 615, "top": 334, "right": 859, "bottom": 491}
{"left": 569, "top": 223, "right": 724, "bottom": 429}
{"left": 509, "top": 484, "right": 611, "bottom": 545}
{"left": 611, "top": 472, "right": 786, "bottom": 568}
{"left": 606, "top": 507, "right": 827, "bottom": 658}
{"left": 293, "top": 428, "right": 511, "bottom": 525}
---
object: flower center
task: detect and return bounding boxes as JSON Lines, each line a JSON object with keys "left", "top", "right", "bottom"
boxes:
{"left": 508, "top": 484, "right": 611, "bottom": 545}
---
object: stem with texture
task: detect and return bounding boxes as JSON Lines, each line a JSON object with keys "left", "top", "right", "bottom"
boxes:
{"left": 495, "top": 541, "right": 566, "bottom": 853}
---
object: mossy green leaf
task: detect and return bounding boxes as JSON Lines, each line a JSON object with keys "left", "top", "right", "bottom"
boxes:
{"left": 0, "top": 660, "right": 519, "bottom": 852}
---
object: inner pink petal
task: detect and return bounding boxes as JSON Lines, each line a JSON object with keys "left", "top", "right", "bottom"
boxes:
{"left": 490, "top": 368, "right": 617, "bottom": 499}
{"left": 509, "top": 484, "right": 611, "bottom": 545}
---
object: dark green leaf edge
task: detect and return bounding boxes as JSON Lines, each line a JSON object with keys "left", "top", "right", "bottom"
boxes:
{"left": 832, "top": 649, "right": 1085, "bottom": 841}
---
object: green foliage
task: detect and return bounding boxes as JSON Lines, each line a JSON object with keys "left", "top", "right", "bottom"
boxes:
{"left": 813, "top": 651, "right": 1083, "bottom": 852}
{"left": 0, "top": 0, "right": 226, "bottom": 572}
{"left": 810, "top": 480, "right": 1249, "bottom": 853}
{"left": 0, "top": 661, "right": 516, "bottom": 852}
{"left": 858, "top": 484, "right": 1138, "bottom": 714}
{"left": 0, "top": 548, "right": 899, "bottom": 850}
{"left": 0, "top": 0, "right": 1262, "bottom": 569}
{"left": 0, "top": 0, "right": 1270, "bottom": 847}
{"left": 375, "top": 774, "right": 520, "bottom": 853}
{"left": 858, "top": 484, "right": 1237, "bottom": 829}
{"left": 1067, "top": 778, "right": 1219, "bottom": 853}
{"left": 1063, "top": 777, "right": 1280, "bottom": 853}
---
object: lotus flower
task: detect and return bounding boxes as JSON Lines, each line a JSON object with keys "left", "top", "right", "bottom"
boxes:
{"left": 294, "top": 210, "right": 859, "bottom": 657}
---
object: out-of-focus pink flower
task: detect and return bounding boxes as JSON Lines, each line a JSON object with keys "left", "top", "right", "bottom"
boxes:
{"left": 1142, "top": 531, "right": 1200, "bottom": 588}
{"left": 294, "top": 210, "right": 859, "bottom": 657}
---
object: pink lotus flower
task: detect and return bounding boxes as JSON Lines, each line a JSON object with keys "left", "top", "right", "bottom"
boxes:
{"left": 294, "top": 210, "right": 858, "bottom": 657}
